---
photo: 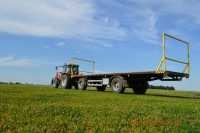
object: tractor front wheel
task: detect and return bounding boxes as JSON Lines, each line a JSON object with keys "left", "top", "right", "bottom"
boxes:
{"left": 51, "top": 78, "right": 60, "bottom": 88}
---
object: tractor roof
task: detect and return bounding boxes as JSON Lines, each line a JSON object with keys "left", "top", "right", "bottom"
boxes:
{"left": 65, "top": 63, "right": 79, "bottom": 66}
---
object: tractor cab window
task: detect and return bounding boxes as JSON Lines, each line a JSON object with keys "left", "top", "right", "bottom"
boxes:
{"left": 62, "top": 65, "right": 68, "bottom": 73}
{"left": 67, "top": 65, "right": 72, "bottom": 73}
{"left": 66, "top": 64, "right": 79, "bottom": 74}
{"left": 72, "top": 65, "right": 79, "bottom": 74}
{"left": 56, "top": 64, "right": 78, "bottom": 74}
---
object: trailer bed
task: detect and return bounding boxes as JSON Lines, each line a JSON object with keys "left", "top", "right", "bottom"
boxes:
{"left": 72, "top": 71, "right": 189, "bottom": 81}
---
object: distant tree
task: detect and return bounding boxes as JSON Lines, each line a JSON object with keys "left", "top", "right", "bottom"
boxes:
{"left": 0, "top": 82, "right": 8, "bottom": 84}
{"left": 0, "top": 82, "right": 24, "bottom": 85}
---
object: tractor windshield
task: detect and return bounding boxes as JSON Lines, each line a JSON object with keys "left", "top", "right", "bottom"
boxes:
{"left": 67, "top": 64, "right": 79, "bottom": 74}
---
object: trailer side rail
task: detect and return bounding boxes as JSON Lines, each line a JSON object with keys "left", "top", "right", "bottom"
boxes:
{"left": 70, "top": 57, "right": 96, "bottom": 74}
{"left": 156, "top": 33, "right": 190, "bottom": 79}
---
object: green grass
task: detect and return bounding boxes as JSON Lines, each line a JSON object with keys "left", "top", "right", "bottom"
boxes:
{"left": 1, "top": 84, "right": 200, "bottom": 133}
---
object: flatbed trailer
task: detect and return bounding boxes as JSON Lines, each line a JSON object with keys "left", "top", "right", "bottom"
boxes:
{"left": 72, "top": 71, "right": 189, "bottom": 81}
{"left": 51, "top": 33, "right": 190, "bottom": 94}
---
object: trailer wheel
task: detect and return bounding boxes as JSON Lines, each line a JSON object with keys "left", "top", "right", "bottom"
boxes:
{"left": 78, "top": 78, "right": 87, "bottom": 90}
{"left": 111, "top": 77, "right": 125, "bottom": 93}
{"left": 133, "top": 81, "right": 148, "bottom": 95}
{"left": 61, "top": 77, "right": 72, "bottom": 89}
{"left": 96, "top": 86, "right": 106, "bottom": 91}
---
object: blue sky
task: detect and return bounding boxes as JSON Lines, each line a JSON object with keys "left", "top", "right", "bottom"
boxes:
{"left": 0, "top": 0, "right": 199, "bottom": 90}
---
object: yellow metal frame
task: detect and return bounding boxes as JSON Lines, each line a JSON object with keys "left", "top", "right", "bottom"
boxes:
{"left": 156, "top": 33, "right": 190, "bottom": 77}
{"left": 69, "top": 57, "right": 96, "bottom": 74}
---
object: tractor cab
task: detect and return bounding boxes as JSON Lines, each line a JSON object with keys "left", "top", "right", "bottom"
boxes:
{"left": 59, "top": 63, "right": 79, "bottom": 76}
{"left": 52, "top": 63, "right": 79, "bottom": 88}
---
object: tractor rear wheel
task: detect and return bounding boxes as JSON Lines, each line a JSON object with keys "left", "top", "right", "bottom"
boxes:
{"left": 111, "top": 77, "right": 125, "bottom": 93}
{"left": 74, "top": 82, "right": 79, "bottom": 90}
{"left": 78, "top": 78, "right": 87, "bottom": 90}
{"left": 96, "top": 85, "right": 106, "bottom": 91}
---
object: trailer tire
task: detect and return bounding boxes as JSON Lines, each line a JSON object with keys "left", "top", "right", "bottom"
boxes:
{"left": 111, "top": 77, "right": 125, "bottom": 93}
{"left": 78, "top": 78, "right": 87, "bottom": 90}
{"left": 133, "top": 81, "right": 148, "bottom": 95}
{"left": 96, "top": 86, "right": 106, "bottom": 91}
{"left": 61, "top": 76, "right": 72, "bottom": 89}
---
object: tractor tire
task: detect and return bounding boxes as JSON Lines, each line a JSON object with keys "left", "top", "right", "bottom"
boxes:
{"left": 74, "top": 83, "right": 79, "bottom": 90}
{"left": 78, "top": 78, "right": 87, "bottom": 90}
{"left": 133, "top": 81, "right": 148, "bottom": 95}
{"left": 96, "top": 85, "right": 106, "bottom": 91}
{"left": 111, "top": 77, "right": 125, "bottom": 93}
{"left": 51, "top": 78, "right": 55, "bottom": 87}
{"left": 61, "top": 77, "right": 72, "bottom": 89}
{"left": 52, "top": 79, "right": 60, "bottom": 88}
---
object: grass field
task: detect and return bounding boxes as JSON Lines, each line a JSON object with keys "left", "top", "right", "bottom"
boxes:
{"left": 1, "top": 84, "right": 200, "bottom": 133}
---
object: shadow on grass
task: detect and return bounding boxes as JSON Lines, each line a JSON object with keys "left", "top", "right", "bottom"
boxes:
{"left": 86, "top": 88, "right": 200, "bottom": 100}
{"left": 146, "top": 93, "right": 200, "bottom": 100}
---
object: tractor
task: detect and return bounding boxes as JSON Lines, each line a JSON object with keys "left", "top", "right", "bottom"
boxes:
{"left": 51, "top": 63, "right": 79, "bottom": 89}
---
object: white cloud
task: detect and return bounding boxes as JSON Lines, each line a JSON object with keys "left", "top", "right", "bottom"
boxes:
{"left": 0, "top": 0, "right": 199, "bottom": 46}
{"left": 0, "top": 56, "right": 58, "bottom": 68}
{"left": 102, "top": 43, "right": 113, "bottom": 48}
{"left": 0, "top": 56, "right": 33, "bottom": 67}
{"left": 132, "top": 0, "right": 200, "bottom": 27}
{"left": 130, "top": 8, "right": 159, "bottom": 44}
{"left": 121, "top": 0, "right": 200, "bottom": 44}
{"left": 56, "top": 42, "right": 65, "bottom": 47}
{"left": 0, "top": 0, "right": 126, "bottom": 41}
{"left": 92, "top": 0, "right": 160, "bottom": 44}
